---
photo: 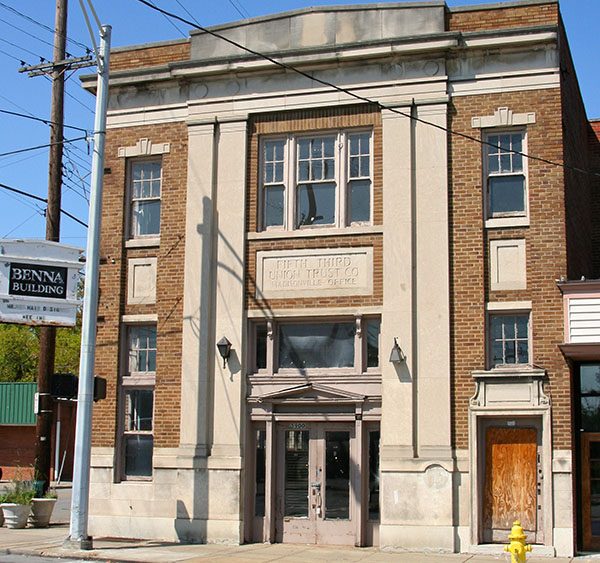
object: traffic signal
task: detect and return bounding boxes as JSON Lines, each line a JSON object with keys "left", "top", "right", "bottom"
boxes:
{"left": 51, "top": 372, "right": 78, "bottom": 399}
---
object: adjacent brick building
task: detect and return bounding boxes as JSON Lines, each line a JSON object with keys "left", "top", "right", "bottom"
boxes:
{"left": 81, "top": 0, "right": 599, "bottom": 556}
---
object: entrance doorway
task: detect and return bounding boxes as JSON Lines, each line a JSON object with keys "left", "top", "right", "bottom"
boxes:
{"left": 479, "top": 418, "right": 543, "bottom": 544}
{"left": 276, "top": 423, "right": 355, "bottom": 545}
{"left": 577, "top": 364, "right": 600, "bottom": 551}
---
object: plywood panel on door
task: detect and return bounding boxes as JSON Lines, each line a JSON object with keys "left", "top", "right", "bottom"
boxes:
{"left": 483, "top": 427, "right": 537, "bottom": 540}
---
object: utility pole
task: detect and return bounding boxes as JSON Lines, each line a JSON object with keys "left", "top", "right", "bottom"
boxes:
{"left": 19, "top": 0, "right": 94, "bottom": 494}
{"left": 34, "top": 0, "right": 67, "bottom": 494}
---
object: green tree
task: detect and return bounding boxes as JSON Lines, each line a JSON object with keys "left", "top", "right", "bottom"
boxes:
{"left": 0, "top": 324, "right": 40, "bottom": 382}
{"left": 0, "top": 322, "right": 82, "bottom": 382}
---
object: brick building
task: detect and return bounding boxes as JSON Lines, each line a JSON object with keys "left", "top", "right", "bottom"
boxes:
{"left": 81, "top": 0, "right": 600, "bottom": 556}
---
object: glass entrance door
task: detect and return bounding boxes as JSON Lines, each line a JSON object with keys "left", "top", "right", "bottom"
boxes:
{"left": 579, "top": 364, "right": 600, "bottom": 550}
{"left": 277, "top": 423, "right": 355, "bottom": 545}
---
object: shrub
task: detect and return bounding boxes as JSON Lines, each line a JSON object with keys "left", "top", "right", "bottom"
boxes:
{"left": 2, "top": 480, "right": 35, "bottom": 505}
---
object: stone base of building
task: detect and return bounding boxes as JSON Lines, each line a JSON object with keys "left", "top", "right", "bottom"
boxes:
{"left": 379, "top": 525, "right": 456, "bottom": 553}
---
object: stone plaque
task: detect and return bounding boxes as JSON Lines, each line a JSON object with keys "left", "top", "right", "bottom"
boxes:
{"left": 256, "top": 247, "right": 373, "bottom": 299}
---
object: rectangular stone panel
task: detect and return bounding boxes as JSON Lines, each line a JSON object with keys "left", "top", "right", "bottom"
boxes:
{"left": 256, "top": 247, "right": 373, "bottom": 299}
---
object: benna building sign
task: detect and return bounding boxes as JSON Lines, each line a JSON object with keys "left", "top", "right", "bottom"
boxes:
{"left": 0, "top": 239, "right": 83, "bottom": 327}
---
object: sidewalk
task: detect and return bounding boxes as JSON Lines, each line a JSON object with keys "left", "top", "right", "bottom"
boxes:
{"left": 0, "top": 484, "right": 597, "bottom": 563}
{"left": 1, "top": 524, "right": 598, "bottom": 563}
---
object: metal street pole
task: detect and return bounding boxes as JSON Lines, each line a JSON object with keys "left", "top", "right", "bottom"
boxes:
{"left": 66, "top": 23, "right": 110, "bottom": 551}
{"left": 34, "top": 0, "right": 67, "bottom": 495}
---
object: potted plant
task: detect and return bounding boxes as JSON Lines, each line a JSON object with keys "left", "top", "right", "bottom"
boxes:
{"left": 0, "top": 491, "right": 7, "bottom": 527}
{"left": 0, "top": 481, "right": 35, "bottom": 528}
{"left": 29, "top": 488, "right": 58, "bottom": 528}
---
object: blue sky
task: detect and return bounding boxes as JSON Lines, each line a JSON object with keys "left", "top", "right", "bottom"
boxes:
{"left": 0, "top": 0, "right": 597, "bottom": 245}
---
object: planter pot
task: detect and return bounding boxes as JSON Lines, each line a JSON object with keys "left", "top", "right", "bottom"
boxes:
{"left": 29, "top": 498, "right": 57, "bottom": 528}
{"left": 1, "top": 503, "right": 30, "bottom": 529}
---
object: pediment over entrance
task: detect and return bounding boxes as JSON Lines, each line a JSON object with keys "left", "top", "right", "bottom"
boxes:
{"left": 252, "top": 383, "right": 365, "bottom": 404}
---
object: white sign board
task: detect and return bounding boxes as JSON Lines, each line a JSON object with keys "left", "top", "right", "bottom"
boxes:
{"left": 0, "top": 239, "right": 83, "bottom": 327}
{"left": 256, "top": 247, "right": 373, "bottom": 299}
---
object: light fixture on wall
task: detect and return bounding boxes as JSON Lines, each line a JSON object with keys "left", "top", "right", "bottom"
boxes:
{"left": 389, "top": 337, "right": 405, "bottom": 364}
{"left": 216, "top": 336, "right": 232, "bottom": 368}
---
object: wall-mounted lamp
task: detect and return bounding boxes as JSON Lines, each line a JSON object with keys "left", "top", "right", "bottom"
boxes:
{"left": 389, "top": 337, "right": 405, "bottom": 364}
{"left": 216, "top": 336, "right": 232, "bottom": 368}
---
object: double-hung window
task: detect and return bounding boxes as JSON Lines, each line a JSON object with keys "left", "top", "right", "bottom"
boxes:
{"left": 485, "top": 131, "right": 526, "bottom": 219}
{"left": 121, "top": 325, "right": 156, "bottom": 479}
{"left": 129, "top": 159, "right": 162, "bottom": 237}
{"left": 260, "top": 130, "right": 372, "bottom": 231}
{"left": 489, "top": 313, "right": 530, "bottom": 368}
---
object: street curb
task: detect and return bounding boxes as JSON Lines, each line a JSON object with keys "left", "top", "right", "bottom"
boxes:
{"left": 6, "top": 545, "right": 144, "bottom": 562}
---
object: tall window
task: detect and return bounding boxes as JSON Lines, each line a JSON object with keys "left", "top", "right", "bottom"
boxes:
{"left": 130, "top": 160, "right": 161, "bottom": 237}
{"left": 260, "top": 130, "right": 372, "bottom": 231}
{"left": 485, "top": 131, "right": 526, "bottom": 219}
{"left": 489, "top": 313, "right": 530, "bottom": 368}
{"left": 123, "top": 389, "right": 154, "bottom": 478}
{"left": 121, "top": 325, "right": 156, "bottom": 479}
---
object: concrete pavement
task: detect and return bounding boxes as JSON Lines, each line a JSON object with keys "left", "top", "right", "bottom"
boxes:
{"left": 0, "top": 484, "right": 598, "bottom": 562}
{"left": 2, "top": 524, "right": 598, "bottom": 563}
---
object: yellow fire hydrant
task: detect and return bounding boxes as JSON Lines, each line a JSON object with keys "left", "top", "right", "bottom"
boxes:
{"left": 504, "top": 520, "right": 532, "bottom": 563}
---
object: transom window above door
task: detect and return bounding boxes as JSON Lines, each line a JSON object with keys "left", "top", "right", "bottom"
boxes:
{"left": 250, "top": 316, "right": 380, "bottom": 375}
{"left": 260, "top": 130, "right": 372, "bottom": 231}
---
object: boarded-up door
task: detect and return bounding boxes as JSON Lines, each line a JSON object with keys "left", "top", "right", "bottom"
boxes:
{"left": 483, "top": 427, "right": 537, "bottom": 542}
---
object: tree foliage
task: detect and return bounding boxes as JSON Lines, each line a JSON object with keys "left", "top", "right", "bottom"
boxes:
{"left": 0, "top": 323, "right": 81, "bottom": 383}
{"left": 0, "top": 324, "right": 39, "bottom": 381}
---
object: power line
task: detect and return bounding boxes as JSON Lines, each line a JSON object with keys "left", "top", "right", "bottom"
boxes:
{"left": 0, "top": 16, "right": 62, "bottom": 54}
{"left": 0, "top": 149, "right": 47, "bottom": 171}
{"left": 0, "top": 35, "right": 48, "bottom": 62}
{"left": 146, "top": 0, "right": 187, "bottom": 38}
{"left": 0, "top": 1, "right": 90, "bottom": 53}
{"left": 0, "top": 108, "right": 89, "bottom": 133}
{"left": 136, "top": 0, "right": 600, "bottom": 180}
{"left": 0, "top": 136, "right": 88, "bottom": 158}
{"left": 173, "top": 0, "right": 201, "bottom": 26}
{"left": 0, "top": 93, "right": 37, "bottom": 118}
{"left": 0, "top": 46, "right": 24, "bottom": 63}
{"left": 0, "top": 182, "right": 87, "bottom": 227}
{"left": 228, "top": 0, "right": 250, "bottom": 20}
{"left": 3, "top": 211, "right": 41, "bottom": 238}
{"left": 1, "top": 185, "right": 45, "bottom": 215}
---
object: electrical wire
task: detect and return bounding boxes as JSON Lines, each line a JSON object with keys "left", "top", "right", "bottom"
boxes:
{"left": 2, "top": 186, "right": 45, "bottom": 215}
{"left": 0, "top": 108, "right": 89, "bottom": 133}
{"left": 0, "top": 1, "right": 91, "bottom": 54}
{"left": 228, "top": 0, "right": 250, "bottom": 19}
{"left": 173, "top": 0, "right": 201, "bottom": 26}
{"left": 0, "top": 46, "right": 24, "bottom": 63}
{"left": 0, "top": 93, "right": 37, "bottom": 118}
{"left": 40, "top": 73, "right": 95, "bottom": 114}
{"left": 0, "top": 136, "right": 88, "bottom": 158}
{"left": 3, "top": 210, "right": 41, "bottom": 238}
{"left": 0, "top": 16, "right": 64, "bottom": 54}
{"left": 0, "top": 36, "right": 48, "bottom": 61}
{"left": 0, "top": 182, "right": 87, "bottom": 227}
{"left": 146, "top": 0, "right": 187, "bottom": 38}
{"left": 136, "top": 0, "right": 600, "bottom": 179}
{"left": 0, "top": 150, "right": 47, "bottom": 171}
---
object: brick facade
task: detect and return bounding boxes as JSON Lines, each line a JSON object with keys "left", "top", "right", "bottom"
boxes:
{"left": 85, "top": 0, "right": 597, "bottom": 553}
{"left": 449, "top": 88, "right": 571, "bottom": 450}
{"left": 110, "top": 40, "right": 190, "bottom": 72}
{"left": 447, "top": 2, "right": 558, "bottom": 32}
{"left": 93, "top": 123, "right": 188, "bottom": 449}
